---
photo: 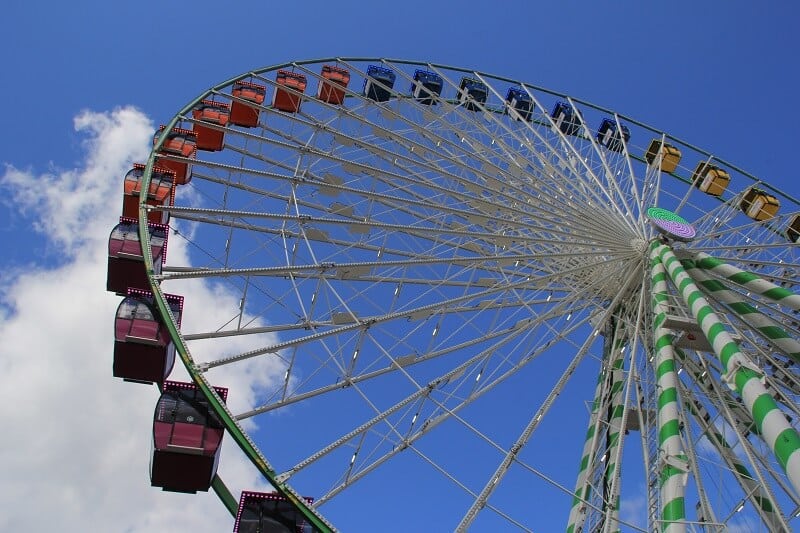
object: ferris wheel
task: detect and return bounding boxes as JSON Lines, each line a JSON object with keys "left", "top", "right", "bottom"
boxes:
{"left": 107, "top": 58, "right": 800, "bottom": 532}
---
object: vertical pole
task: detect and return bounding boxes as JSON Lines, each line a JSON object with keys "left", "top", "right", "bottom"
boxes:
{"left": 655, "top": 243, "right": 800, "bottom": 496}
{"left": 601, "top": 327, "right": 627, "bottom": 533}
{"left": 566, "top": 368, "right": 608, "bottom": 533}
{"left": 649, "top": 244, "right": 688, "bottom": 532}
{"left": 565, "top": 320, "right": 629, "bottom": 533}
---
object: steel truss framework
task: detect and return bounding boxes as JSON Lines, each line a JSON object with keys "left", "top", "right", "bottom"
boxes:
{"left": 137, "top": 58, "right": 800, "bottom": 532}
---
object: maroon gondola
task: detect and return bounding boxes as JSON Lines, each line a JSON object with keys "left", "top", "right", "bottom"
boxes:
{"left": 121, "top": 164, "right": 176, "bottom": 224}
{"left": 230, "top": 80, "right": 266, "bottom": 127}
{"left": 153, "top": 125, "right": 196, "bottom": 185}
{"left": 192, "top": 100, "right": 230, "bottom": 152}
{"left": 151, "top": 381, "right": 228, "bottom": 493}
{"left": 113, "top": 289, "right": 182, "bottom": 384}
{"left": 233, "top": 491, "right": 316, "bottom": 533}
{"left": 106, "top": 218, "right": 168, "bottom": 294}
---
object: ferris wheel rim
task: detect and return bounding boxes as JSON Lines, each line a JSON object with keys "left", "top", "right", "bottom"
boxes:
{"left": 133, "top": 57, "right": 800, "bottom": 531}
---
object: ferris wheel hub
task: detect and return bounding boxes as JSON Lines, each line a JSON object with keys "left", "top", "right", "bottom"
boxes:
{"left": 630, "top": 237, "right": 649, "bottom": 254}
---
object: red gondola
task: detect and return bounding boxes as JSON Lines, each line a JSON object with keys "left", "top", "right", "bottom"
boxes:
{"left": 121, "top": 164, "right": 176, "bottom": 224}
{"left": 234, "top": 491, "right": 315, "bottom": 533}
{"left": 230, "top": 80, "right": 266, "bottom": 127}
{"left": 151, "top": 381, "right": 228, "bottom": 493}
{"left": 273, "top": 70, "right": 307, "bottom": 113}
{"left": 113, "top": 290, "right": 182, "bottom": 384}
{"left": 317, "top": 65, "right": 350, "bottom": 105}
{"left": 153, "top": 126, "right": 196, "bottom": 185}
{"left": 192, "top": 100, "right": 230, "bottom": 152}
{"left": 106, "top": 218, "right": 168, "bottom": 294}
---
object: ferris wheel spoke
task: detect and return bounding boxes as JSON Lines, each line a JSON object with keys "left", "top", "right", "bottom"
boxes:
{"left": 236, "top": 282, "right": 600, "bottom": 421}
{"left": 310, "top": 114, "right": 636, "bottom": 249}
{"left": 511, "top": 90, "right": 638, "bottom": 228}
{"left": 404, "top": 446, "right": 534, "bottom": 532}
{"left": 456, "top": 329, "right": 607, "bottom": 530}
{"left": 272, "top": 292, "right": 603, "bottom": 496}
{"left": 454, "top": 263, "right": 645, "bottom": 530}
{"left": 201, "top": 268, "right": 600, "bottom": 384}
{"left": 434, "top": 93, "right": 641, "bottom": 242}
{"left": 193, "top": 146, "right": 628, "bottom": 254}
{"left": 196, "top": 266, "right": 567, "bottom": 370}
{"left": 275, "top": 324, "right": 539, "bottom": 478}
{"left": 564, "top": 99, "right": 641, "bottom": 227}
{"left": 449, "top": 86, "right": 635, "bottom": 227}
{"left": 238, "top": 312, "right": 542, "bottom": 420}
{"left": 163, "top": 202, "right": 631, "bottom": 259}
{"left": 310, "top": 325, "right": 576, "bottom": 508}
{"left": 340, "top": 64, "right": 630, "bottom": 234}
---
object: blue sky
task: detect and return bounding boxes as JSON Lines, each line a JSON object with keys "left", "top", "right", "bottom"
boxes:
{"left": 1, "top": 2, "right": 798, "bottom": 532}
{"left": 3, "top": 2, "right": 798, "bottom": 261}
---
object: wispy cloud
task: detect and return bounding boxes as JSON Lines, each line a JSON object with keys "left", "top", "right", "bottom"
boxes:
{"left": 0, "top": 108, "right": 273, "bottom": 532}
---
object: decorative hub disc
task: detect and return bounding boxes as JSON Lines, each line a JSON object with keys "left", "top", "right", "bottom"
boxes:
{"left": 647, "top": 207, "right": 696, "bottom": 241}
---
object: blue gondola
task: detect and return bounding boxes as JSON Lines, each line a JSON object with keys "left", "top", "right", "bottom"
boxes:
{"left": 459, "top": 77, "right": 488, "bottom": 111}
{"left": 551, "top": 101, "right": 583, "bottom": 136}
{"left": 411, "top": 69, "right": 443, "bottom": 105}
{"left": 363, "top": 65, "right": 396, "bottom": 102}
{"left": 505, "top": 88, "right": 533, "bottom": 121}
{"left": 596, "top": 118, "right": 630, "bottom": 152}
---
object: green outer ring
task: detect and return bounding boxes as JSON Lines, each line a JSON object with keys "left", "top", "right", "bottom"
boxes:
{"left": 136, "top": 57, "right": 800, "bottom": 530}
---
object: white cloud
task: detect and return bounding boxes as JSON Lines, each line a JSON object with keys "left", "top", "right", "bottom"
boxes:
{"left": 0, "top": 108, "right": 275, "bottom": 532}
{"left": 619, "top": 488, "right": 647, "bottom": 530}
{"left": 727, "top": 514, "right": 766, "bottom": 533}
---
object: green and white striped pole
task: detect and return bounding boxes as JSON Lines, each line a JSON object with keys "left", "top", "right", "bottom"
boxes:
{"left": 650, "top": 246, "right": 688, "bottom": 532}
{"left": 601, "top": 330, "right": 626, "bottom": 533}
{"left": 681, "top": 259, "right": 800, "bottom": 364}
{"left": 690, "top": 251, "right": 800, "bottom": 312}
{"left": 655, "top": 242, "right": 800, "bottom": 496}
{"left": 566, "top": 370, "right": 607, "bottom": 533}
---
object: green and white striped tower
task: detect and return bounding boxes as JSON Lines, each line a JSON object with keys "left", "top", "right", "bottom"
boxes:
{"left": 600, "top": 329, "right": 626, "bottom": 533}
{"left": 654, "top": 242, "right": 800, "bottom": 496}
{"left": 649, "top": 244, "right": 688, "bottom": 532}
{"left": 565, "top": 323, "right": 627, "bottom": 533}
{"left": 566, "top": 369, "right": 607, "bottom": 533}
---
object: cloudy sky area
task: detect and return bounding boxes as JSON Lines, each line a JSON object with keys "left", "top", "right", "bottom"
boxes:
{"left": 1, "top": 1, "right": 799, "bottom": 532}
